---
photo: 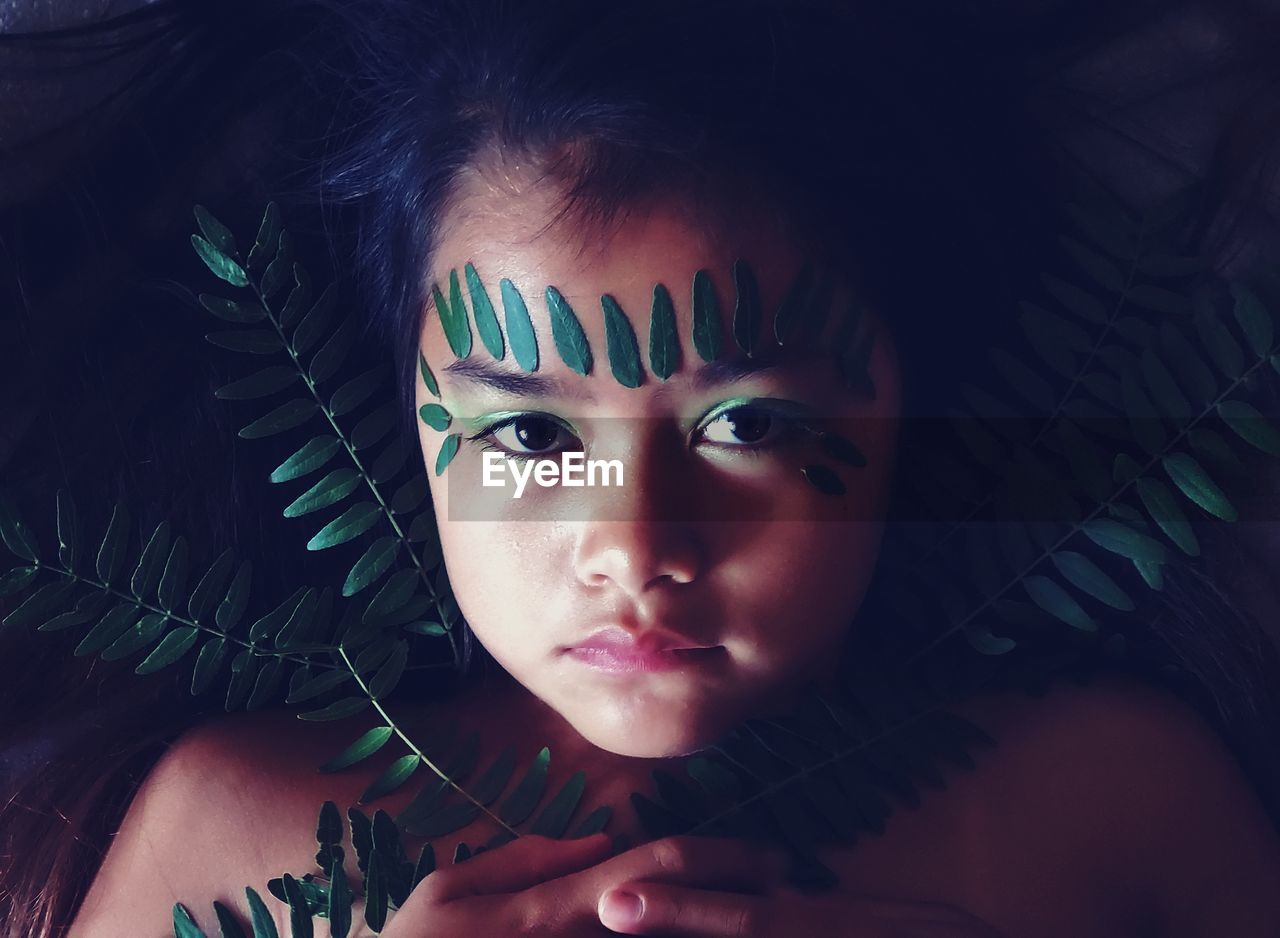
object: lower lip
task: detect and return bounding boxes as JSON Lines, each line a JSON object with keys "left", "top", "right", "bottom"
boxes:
{"left": 566, "top": 646, "right": 721, "bottom": 673}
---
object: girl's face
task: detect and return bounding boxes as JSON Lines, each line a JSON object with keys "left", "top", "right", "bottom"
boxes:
{"left": 416, "top": 188, "right": 902, "bottom": 758}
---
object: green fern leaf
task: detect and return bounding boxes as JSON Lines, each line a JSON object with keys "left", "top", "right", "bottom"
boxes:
{"left": 1195, "top": 306, "right": 1246, "bottom": 379}
{"left": 343, "top": 537, "right": 399, "bottom": 597}
{"left": 279, "top": 264, "right": 312, "bottom": 329}
{"left": 246, "top": 657, "right": 286, "bottom": 710}
{"left": 212, "top": 900, "right": 248, "bottom": 938}
{"left": 241, "top": 889, "right": 279, "bottom": 938}
{"left": 330, "top": 367, "right": 387, "bottom": 417}
{"left": 206, "top": 329, "right": 284, "bottom": 355}
{"left": 351, "top": 402, "right": 396, "bottom": 450}
{"left": 246, "top": 203, "right": 281, "bottom": 272}
{"left": 1162, "top": 452, "right": 1237, "bottom": 521}
{"left": 1217, "top": 399, "right": 1280, "bottom": 455}
{"left": 691, "top": 268, "right": 722, "bottom": 362}
{"left": 74, "top": 604, "right": 142, "bottom": 657}
{"left": 6, "top": 579, "right": 76, "bottom": 630}
{"left": 191, "top": 636, "right": 229, "bottom": 695}
{"left": 200, "top": 294, "right": 264, "bottom": 324}
{"left": 95, "top": 503, "right": 130, "bottom": 584}
{"left": 292, "top": 283, "right": 337, "bottom": 355}
{"left": 546, "top": 286, "right": 592, "bottom": 375}
{"left": 284, "top": 469, "right": 361, "bottom": 518}
{"left": 1082, "top": 518, "right": 1169, "bottom": 564}
{"left": 1049, "top": 551, "right": 1134, "bottom": 611}
{"left": 173, "top": 903, "right": 208, "bottom": 938}
{"left": 498, "top": 746, "right": 551, "bottom": 827}
{"left": 369, "top": 640, "right": 409, "bottom": 699}
{"left": 647, "top": 284, "right": 681, "bottom": 380}
{"left": 308, "top": 503, "right": 380, "bottom": 551}
{"left": 1230, "top": 282, "right": 1274, "bottom": 357}
{"left": 214, "top": 560, "right": 254, "bottom": 632}
{"left": 272, "top": 436, "right": 343, "bottom": 484}
{"left": 326, "top": 864, "right": 352, "bottom": 938}
{"left": 1022, "top": 575, "right": 1098, "bottom": 632}
{"left": 135, "top": 625, "right": 200, "bottom": 674}
{"left": 321, "top": 726, "right": 394, "bottom": 773}
{"left": 309, "top": 317, "right": 356, "bottom": 384}
{"left": 260, "top": 231, "right": 292, "bottom": 299}
{"left": 0, "top": 564, "right": 37, "bottom": 597}
{"left": 299, "top": 697, "right": 370, "bottom": 722}
{"left": 131, "top": 521, "right": 171, "bottom": 600}
{"left": 101, "top": 612, "right": 168, "bottom": 661}
{"left": 731, "top": 259, "right": 762, "bottom": 357}
{"left": 465, "top": 262, "right": 505, "bottom": 360}
{"left": 239, "top": 399, "right": 318, "bottom": 440}
{"left": 192, "top": 234, "right": 249, "bottom": 287}
{"left": 498, "top": 279, "right": 538, "bottom": 373}
{"left": 279, "top": 874, "right": 313, "bottom": 938}
{"left": 360, "top": 754, "right": 421, "bottom": 804}
{"left": 158, "top": 536, "right": 190, "bottom": 612}
{"left": 530, "top": 770, "right": 587, "bottom": 838}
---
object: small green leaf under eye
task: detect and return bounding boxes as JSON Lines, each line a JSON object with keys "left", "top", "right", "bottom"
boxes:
{"left": 419, "top": 404, "right": 452, "bottom": 431}
{"left": 435, "top": 434, "right": 461, "bottom": 475}
{"left": 802, "top": 464, "right": 846, "bottom": 495}
{"left": 418, "top": 351, "right": 440, "bottom": 398}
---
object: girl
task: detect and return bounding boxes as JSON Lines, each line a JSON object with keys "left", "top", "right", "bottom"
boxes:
{"left": 4, "top": 0, "right": 1280, "bottom": 935}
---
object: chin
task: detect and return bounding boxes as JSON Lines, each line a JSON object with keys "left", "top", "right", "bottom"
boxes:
{"left": 573, "top": 711, "right": 722, "bottom": 759}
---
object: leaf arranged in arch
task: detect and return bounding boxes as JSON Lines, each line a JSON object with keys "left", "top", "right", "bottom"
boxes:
{"left": 546, "top": 286, "right": 592, "bottom": 375}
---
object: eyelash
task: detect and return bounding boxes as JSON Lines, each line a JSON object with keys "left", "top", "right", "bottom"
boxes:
{"left": 465, "top": 403, "right": 809, "bottom": 464}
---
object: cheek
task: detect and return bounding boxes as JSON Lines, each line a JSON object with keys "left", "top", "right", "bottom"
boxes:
{"left": 730, "top": 520, "right": 883, "bottom": 655}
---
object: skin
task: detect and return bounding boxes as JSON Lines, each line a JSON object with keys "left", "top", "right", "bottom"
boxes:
{"left": 415, "top": 177, "right": 902, "bottom": 761}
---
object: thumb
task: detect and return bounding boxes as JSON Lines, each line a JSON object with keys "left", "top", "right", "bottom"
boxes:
{"left": 426, "top": 832, "right": 614, "bottom": 901}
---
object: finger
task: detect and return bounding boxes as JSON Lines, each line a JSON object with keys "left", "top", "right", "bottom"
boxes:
{"left": 598, "top": 883, "right": 773, "bottom": 936}
{"left": 589, "top": 835, "right": 791, "bottom": 895}
{"left": 426, "top": 832, "right": 614, "bottom": 902}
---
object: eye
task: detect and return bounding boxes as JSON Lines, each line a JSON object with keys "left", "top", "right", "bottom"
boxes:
{"left": 468, "top": 414, "right": 579, "bottom": 460}
{"left": 695, "top": 402, "right": 802, "bottom": 451}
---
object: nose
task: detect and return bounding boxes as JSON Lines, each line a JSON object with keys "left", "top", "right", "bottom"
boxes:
{"left": 573, "top": 423, "right": 703, "bottom": 598}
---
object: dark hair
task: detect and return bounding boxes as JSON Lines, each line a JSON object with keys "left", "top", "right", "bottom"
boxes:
{"left": 3, "top": 0, "right": 1280, "bottom": 934}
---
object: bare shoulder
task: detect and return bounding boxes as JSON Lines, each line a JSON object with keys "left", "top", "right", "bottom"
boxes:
{"left": 68, "top": 706, "right": 402, "bottom": 938}
{"left": 951, "top": 673, "right": 1280, "bottom": 937}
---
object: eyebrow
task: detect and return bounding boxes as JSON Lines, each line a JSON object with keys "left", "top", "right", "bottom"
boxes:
{"left": 441, "top": 355, "right": 800, "bottom": 400}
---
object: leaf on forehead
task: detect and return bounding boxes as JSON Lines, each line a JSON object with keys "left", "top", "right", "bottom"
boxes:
{"left": 731, "top": 258, "right": 762, "bottom": 358}
{"left": 500, "top": 278, "right": 539, "bottom": 372}
{"left": 648, "top": 283, "right": 681, "bottom": 380}
{"left": 546, "top": 286, "right": 593, "bottom": 375}
{"left": 434, "top": 433, "right": 461, "bottom": 476}
{"left": 772, "top": 262, "right": 814, "bottom": 347}
{"left": 432, "top": 280, "right": 471, "bottom": 361}
{"left": 691, "top": 268, "right": 722, "bottom": 362}
{"left": 601, "top": 294, "right": 644, "bottom": 388}
{"left": 465, "top": 263, "right": 506, "bottom": 360}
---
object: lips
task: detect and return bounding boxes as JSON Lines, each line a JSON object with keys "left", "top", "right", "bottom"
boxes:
{"left": 564, "top": 625, "right": 721, "bottom": 674}
{"left": 569, "top": 624, "right": 713, "bottom": 654}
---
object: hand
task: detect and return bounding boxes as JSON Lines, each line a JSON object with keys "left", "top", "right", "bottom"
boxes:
{"left": 592, "top": 837, "right": 1010, "bottom": 937}
{"left": 379, "top": 832, "right": 795, "bottom": 937}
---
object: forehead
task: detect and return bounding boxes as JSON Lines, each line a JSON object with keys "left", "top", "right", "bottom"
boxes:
{"left": 421, "top": 194, "right": 864, "bottom": 402}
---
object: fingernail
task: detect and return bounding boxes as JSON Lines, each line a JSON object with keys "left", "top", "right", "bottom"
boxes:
{"left": 599, "top": 889, "right": 643, "bottom": 928}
